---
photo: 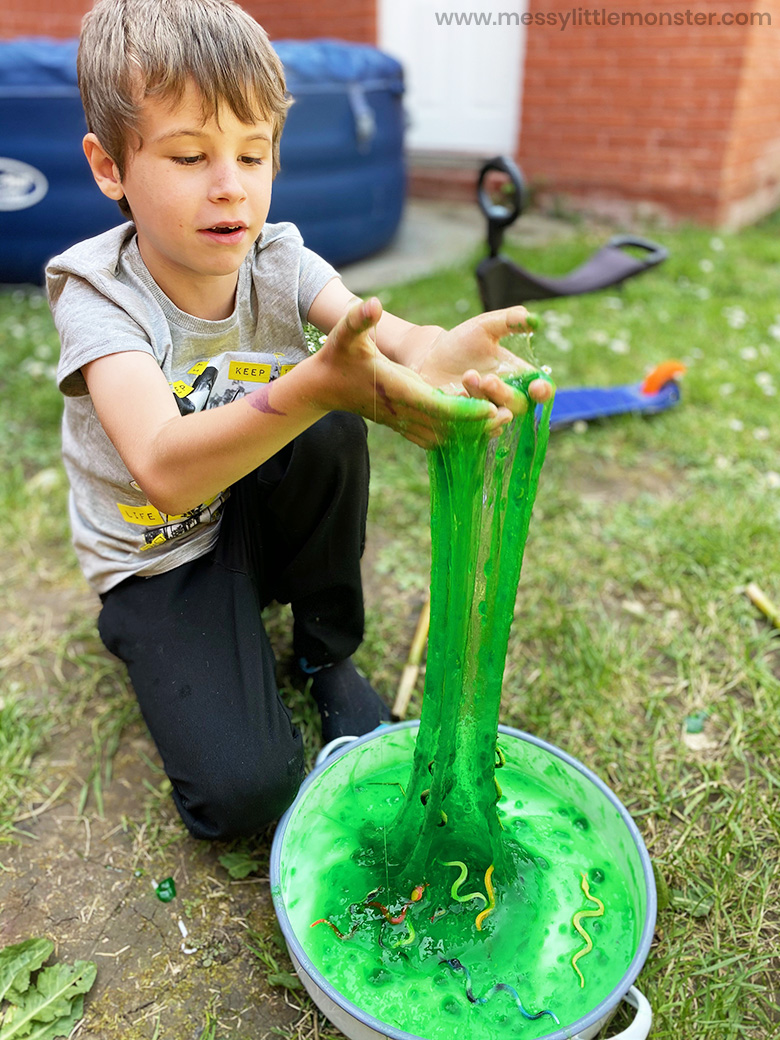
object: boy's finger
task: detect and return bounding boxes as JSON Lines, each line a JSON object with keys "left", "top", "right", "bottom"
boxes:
{"left": 462, "top": 370, "right": 529, "bottom": 416}
{"left": 476, "top": 305, "right": 537, "bottom": 339}
{"left": 343, "top": 295, "right": 382, "bottom": 334}
{"left": 528, "top": 376, "right": 553, "bottom": 404}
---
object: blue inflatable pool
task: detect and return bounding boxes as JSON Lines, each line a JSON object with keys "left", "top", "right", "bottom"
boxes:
{"left": 0, "top": 37, "right": 406, "bottom": 283}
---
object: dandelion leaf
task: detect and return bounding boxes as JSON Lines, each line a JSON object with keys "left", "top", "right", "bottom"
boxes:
{"left": 0, "top": 961, "right": 96, "bottom": 1039}
{"left": 8, "top": 997, "right": 86, "bottom": 1040}
{"left": 0, "top": 940, "right": 53, "bottom": 1005}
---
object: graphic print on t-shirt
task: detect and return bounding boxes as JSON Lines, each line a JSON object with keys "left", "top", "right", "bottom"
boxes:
{"left": 116, "top": 352, "right": 298, "bottom": 551}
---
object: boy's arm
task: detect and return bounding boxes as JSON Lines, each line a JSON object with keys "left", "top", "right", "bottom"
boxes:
{"left": 82, "top": 298, "right": 497, "bottom": 516}
{"left": 82, "top": 348, "right": 328, "bottom": 515}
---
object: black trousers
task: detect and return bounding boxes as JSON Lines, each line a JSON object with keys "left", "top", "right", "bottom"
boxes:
{"left": 98, "top": 412, "right": 370, "bottom": 840}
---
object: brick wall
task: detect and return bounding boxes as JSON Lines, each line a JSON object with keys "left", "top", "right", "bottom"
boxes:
{"left": 518, "top": 0, "right": 780, "bottom": 226}
{"left": 0, "top": 0, "right": 376, "bottom": 43}
{"left": 718, "top": 7, "right": 780, "bottom": 226}
{"left": 242, "top": 0, "right": 376, "bottom": 42}
{"left": 0, "top": 0, "right": 89, "bottom": 39}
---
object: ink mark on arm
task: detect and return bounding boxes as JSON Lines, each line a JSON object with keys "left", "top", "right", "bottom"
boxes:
{"left": 375, "top": 381, "right": 397, "bottom": 417}
{"left": 248, "top": 385, "right": 286, "bottom": 416}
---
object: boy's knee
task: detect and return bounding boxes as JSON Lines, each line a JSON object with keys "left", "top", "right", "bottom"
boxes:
{"left": 174, "top": 744, "right": 304, "bottom": 841}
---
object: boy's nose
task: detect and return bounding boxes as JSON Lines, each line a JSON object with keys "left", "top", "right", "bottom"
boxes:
{"left": 208, "top": 163, "right": 247, "bottom": 203}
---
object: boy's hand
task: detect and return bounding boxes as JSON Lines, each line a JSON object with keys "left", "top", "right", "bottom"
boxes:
{"left": 312, "top": 298, "right": 508, "bottom": 448}
{"left": 410, "top": 306, "right": 553, "bottom": 415}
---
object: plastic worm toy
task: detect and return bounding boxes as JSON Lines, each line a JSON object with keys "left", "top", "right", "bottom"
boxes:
{"left": 368, "top": 881, "right": 428, "bottom": 924}
{"left": 384, "top": 919, "right": 416, "bottom": 949}
{"left": 442, "top": 861, "right": 488, "bottom": 905}
{"left": 441, "top": 958, "right": 559, "bottom": 1024}
{"left": 310, "top": 887, "right": 382, "bottom": 939}
{"left": 310, "top": 917, "right": 358, "bottom": 940}
{"left": 474, "top": 864, "right": 496, "bottom": 931}
{"left": 571, "top": 871, "right": 605, "bottom": 988}
{"left": 368, "top": 900, "right": 411, "bottom": 925}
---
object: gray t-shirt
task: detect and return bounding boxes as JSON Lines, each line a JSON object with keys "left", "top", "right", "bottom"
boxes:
{"left": 47, "top": 221, "right": 338, "bottom": 594}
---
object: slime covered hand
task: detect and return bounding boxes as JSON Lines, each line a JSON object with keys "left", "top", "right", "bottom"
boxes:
{"left": 411, "top": 306, "right": 551, "bottom": 427}
{"left": 314, "top": 297, "right": 504, "bottom": 448}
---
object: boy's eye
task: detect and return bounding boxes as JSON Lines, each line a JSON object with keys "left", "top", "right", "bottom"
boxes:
{"left": 171, "top": 155, "right": 202, "bottom": 166}
{"left": 239, "top": 156, "right": 265, "bottom": 166}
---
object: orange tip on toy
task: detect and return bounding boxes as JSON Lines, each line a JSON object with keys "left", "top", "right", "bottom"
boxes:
{"left": 641, "top": 360, "right": 687, "bottom": 395}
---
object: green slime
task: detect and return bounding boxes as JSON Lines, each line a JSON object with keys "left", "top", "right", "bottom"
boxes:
{"left": 382, "top": 371, "right": 553, "bottom": 886}
{"left": 278, "top": 372, "right": 644, "bottom": 1038}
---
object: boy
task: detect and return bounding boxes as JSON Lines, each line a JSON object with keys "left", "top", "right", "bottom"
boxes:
{"left": 47, "top": 0, "right": 551, "bottom": 842}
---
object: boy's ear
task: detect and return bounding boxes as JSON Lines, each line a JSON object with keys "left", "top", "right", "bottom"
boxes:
{"left": 83, "top": 133, "right": 125, "bottom": 201}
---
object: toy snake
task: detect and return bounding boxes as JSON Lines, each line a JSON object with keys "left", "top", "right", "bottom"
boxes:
{"left": 441, "top": 957, "right": 559, "bottom": 1024}
{"left": 474, "top": 864, "right": 496, "bottom": 931}
{"left": 571, "top": 871, "right": 605, "bottom": 987}
{"left": 442, "top": 860, "right": 488, "bottom": 905}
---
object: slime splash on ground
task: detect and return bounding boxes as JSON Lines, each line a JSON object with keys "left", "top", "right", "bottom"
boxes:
{"left": 277, "top": 372, "right": 645, "bottom": 1038}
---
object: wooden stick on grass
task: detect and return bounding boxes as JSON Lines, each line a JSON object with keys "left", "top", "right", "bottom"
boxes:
{"left": 745, "top": 582, "right": 780, "bottom": 628}
{"left": 392, "top": 596, "right": 431, "bottom": 720}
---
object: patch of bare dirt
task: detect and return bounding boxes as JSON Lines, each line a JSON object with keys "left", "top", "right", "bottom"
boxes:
{"left": 0, "top": 564, "right": 332, "bottom": 1040}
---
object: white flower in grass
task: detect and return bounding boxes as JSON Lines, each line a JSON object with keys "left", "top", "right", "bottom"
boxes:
{"left": 21, "top": 358, "right": 47, "bottom": 378}
{"left": 546, "top": 329, "right": 572, "bottom": 352}
{"left": 719, "top": 383, "right": 735, "bottom": 397}
{"left": 589, "top": 330, "right": 610, "bottom": 345}
{"left": 572, "top": 420, "right": 588, "bottom": 434}
{"left": 768, "top": 323, "right": 780, "bottom": 341}
{"left": 756, "top": 372, "right": 775, "bottom": 388}
{"left": 709, "top": 236, "right": 725, "bottom": 252}
{"left": 715, "top": 455, "right": 730, "bottom": 470}
{"left": 609, "top": 337, "right": 630, "bottom": 355}
{"left": 766, "top": 471, "right": 780, "bottom": 489}
{"left": 603, "top": 296, "right": 623, "bottom": 310}
{"left": 695, "top": 286, "right": 711, "bottom": 300}
{"left": 723, "top": 305, "right": 748, "bottom": 329}
{"left": 740, "top": 346, "right": 758, "bottom": 361}
{"left": 455, "top": 298, "right": 470, "bottom": 313}
{"left": 699, "top": 258, "right": 714, "bottom": 273}
{"left": 753, "top": 427, "right": 770, "bottom": 441}
{"left": 728, "top": 418, "right": 744, "bottom": 431}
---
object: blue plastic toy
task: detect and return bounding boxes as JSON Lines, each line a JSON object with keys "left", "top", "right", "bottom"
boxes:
{"left": 545, "top": 362, "right": 685, "bottom": 430}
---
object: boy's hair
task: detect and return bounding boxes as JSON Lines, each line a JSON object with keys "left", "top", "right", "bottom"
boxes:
{"left": 78, "top": 0, "right": 291, "bottom": 217}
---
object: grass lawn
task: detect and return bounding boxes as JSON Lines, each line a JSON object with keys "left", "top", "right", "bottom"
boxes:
{"left": 1, "top": 212, "right": 778, "bottom": 1039}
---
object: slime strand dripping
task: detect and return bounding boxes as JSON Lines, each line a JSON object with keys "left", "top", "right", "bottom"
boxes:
{"left": 441, "top": 958, "right": 560, "bottom": 1025}
{"left": 571, "top": 871, "right": 605, "bottom": 988}
{"left": 474, "top": 864, "right": 496, "bottom": 931}
{"left": 383, "top": 369, "right": 554, "bottom": 885}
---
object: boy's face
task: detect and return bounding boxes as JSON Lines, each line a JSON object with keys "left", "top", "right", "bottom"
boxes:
{"left": 112, "top": 82, "right": 275, "bottom": 318}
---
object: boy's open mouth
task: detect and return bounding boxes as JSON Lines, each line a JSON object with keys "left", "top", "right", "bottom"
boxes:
{"left": 207, "top": 224, "right": 244, "bottom": 234}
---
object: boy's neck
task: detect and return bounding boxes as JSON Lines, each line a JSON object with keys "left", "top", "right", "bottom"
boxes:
{"left": 137, "top": 237, "right": 240, "bottom": 321}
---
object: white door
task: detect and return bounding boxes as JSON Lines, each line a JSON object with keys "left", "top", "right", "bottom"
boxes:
{"left": 379, "top": 0, "right": 527, "bottom": 155}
